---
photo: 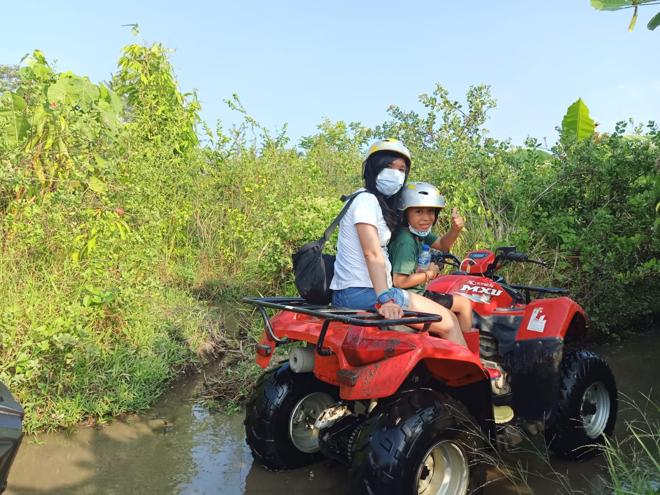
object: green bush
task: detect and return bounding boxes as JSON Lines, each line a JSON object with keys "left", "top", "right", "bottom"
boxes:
{"left": 530, "top": 124, "right": 659, "bottom": 332}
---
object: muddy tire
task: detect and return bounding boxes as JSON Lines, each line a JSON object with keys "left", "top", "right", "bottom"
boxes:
{"left": 244, "top": 363, "right": 338, "bottom": 470}
{"left": 350, "top": 390, "right": 487, "bottom": 495}
{"left": 546, "top": 349, "right": 617, "bottom": 459}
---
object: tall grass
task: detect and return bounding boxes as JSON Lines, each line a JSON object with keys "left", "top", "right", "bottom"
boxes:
{"left": 603, "top": 393, "right": 660, "bottom": 495}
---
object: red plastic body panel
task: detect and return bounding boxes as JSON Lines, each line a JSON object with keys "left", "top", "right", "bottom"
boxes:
{"left": 463, "top": 330, "right": 480, "bottom": 356}
{"left": 428, "top": 274, "right": 516, "bottom": 312}
{"left": 255, "top": 311, "right": 486, "bottom": 400}
{"left": 427, "top": 272, "right": 586, "bottom": 342}
{"left": 461, "top": 250, "right": 496, "bottom": 274}
{"left": 516, "top": 297, "right": 585, "bottom": 340}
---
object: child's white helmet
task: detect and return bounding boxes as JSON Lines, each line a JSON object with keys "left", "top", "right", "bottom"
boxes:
{"left": 398, "top": 182, "right": 446, "bottom": 211}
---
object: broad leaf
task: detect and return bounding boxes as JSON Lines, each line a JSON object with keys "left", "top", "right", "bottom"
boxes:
{"left": 88, "top": 176, "right": 107, "bottom": 194}
{"left": 0, "top": 93, "right": 29, "bottom": 149}
{"left": 99, "top": 84, "right": 123, "bottom": 114}
{"left": 648, "top": 11, "right": 660, "bottom": 29}
{"left": 591, "top": 0, "right": 657, "bottom": 10}
{"left": 47, "top": 73, "right": 100, "bottom": 111}
{"left": 591, "top": 0, "right": 633, "bottom": 11}
{"left": 561, "top": 99, "right": 596, "bottom": 141}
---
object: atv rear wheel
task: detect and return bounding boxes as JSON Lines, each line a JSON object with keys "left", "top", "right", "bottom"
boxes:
{"left": 350, "top": 390, "right": 486, "bottom": 495}
{"left": 546, "top": 349, "right": 617, "bottom": 459}
{"left": 244, "top": 363, "right": 338, "bottom": 470}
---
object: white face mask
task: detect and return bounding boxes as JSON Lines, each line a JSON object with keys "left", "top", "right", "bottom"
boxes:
{"left": 375, "top": 168, "right": 405, "bottom": 197}
{"left": 409, "top": 225, "right": 431, "bottom": 237}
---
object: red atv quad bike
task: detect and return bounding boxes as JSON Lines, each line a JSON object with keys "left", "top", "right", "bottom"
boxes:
{"left": 243, "top": 246, "right": 617, "bottom": 495}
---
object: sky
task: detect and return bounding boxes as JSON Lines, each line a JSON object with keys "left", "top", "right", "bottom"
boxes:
{"left": 2, "top": 1, "right": 658, "bottom": 147}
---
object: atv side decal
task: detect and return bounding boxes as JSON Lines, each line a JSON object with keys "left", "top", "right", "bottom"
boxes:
{"left": 460, "top": 284, "right": 503, "bottom": 297}
{"left": 526, "top": 307, "right": 547, "bottom": 332}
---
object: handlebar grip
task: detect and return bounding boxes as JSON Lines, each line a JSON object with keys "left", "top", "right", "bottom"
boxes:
{"left": 507, "top": 252, "right": 528, "bottom": 262}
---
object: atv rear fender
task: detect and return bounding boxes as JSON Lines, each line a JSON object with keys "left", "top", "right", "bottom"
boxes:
{"left": 333, "top": 326, "right": 487, "bottom": 401}
{"left": 254, "top": 311, "right": 488, "bottom": 402}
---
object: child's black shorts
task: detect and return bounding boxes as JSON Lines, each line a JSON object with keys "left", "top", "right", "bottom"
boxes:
{"left": 422, "top": 291, "right": 454, "bottom": 309}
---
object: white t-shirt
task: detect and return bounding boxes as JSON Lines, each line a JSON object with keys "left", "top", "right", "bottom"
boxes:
{"left": 330, "top": 189, "right": 393, "bottom": 290}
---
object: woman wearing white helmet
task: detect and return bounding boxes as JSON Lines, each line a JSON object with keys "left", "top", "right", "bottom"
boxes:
{"left": 330, "top": 139, "right": 411, "bottom": 320}
{"left": 330, "top": 141, "right": 466, "bottom": 346}
{"left": 389, "top": 182, "right": 472, "bottom": 343}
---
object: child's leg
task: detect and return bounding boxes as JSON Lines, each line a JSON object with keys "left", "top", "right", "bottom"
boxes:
{"left": 406, "top": 291, "right": 467, "bottom": 347}
{"left": 450, "top": 294, "right": 473, "bottom": 334}
{"left": 423, "top": 291, "right": 473, "bottom": 335}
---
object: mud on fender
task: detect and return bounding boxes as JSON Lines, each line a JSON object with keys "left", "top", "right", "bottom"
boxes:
{"left": 502, "top": 338, "right": 563, "bottom": 422}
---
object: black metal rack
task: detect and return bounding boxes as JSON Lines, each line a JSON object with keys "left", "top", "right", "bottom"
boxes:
{"left": 243, "top": 297, "right": 442, "bottom": 356}
{"left": 509, "top": 284, "right": 570, "bottom": 304}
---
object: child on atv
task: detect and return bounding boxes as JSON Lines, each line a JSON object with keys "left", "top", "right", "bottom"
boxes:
{"left": 389, "top": 182, "right": 474, "bottom": 335}
{"left": 329, "top": 139, "right": 466, "bottom": 346}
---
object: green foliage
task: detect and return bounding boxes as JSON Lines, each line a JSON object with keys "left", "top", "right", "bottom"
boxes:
{"left": 561, "top": 98, "right": 596, "bottom": 141}
{"left": 531, "top": 122, "right": 659, "bottom": 331}
{"left": 648, "top": 11, "right": 660, "bottom": 29}
{"left": 590, "top": 0, "right": 660, "bottom": 31}
{"left": 0, "top": 46, "right": 209, "bottom": 432}
{"left": 0, "top": 65, "right": 19, "bottom": 94}
{"left": 1, "top": 40, "right": 658, "bottom": 432}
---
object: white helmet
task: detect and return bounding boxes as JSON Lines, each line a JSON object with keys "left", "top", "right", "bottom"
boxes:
{"left": 365, "top": 138, "right": 411, "bottom": 166}
{"left": 398, "top": 182, "right": 446, "bottom": 211}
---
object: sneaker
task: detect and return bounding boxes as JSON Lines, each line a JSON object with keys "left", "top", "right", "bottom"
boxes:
{"left": 493, "top": 405, "right": 514, "bottom": 424}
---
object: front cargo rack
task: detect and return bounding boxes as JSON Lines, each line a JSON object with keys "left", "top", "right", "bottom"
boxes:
{"left": 243, "top": 296, "right": 442, "bottom": 356}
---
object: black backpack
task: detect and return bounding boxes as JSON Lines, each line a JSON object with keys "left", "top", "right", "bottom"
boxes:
{"left": 292, "top": 191, "right": 365, "bottom": 304}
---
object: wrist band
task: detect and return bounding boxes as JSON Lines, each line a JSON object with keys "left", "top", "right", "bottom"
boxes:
{"left": 376, "top": 290, "right": 391, "bottom": 300}
{"left": 376, "top": 289, "right": 395, "bottom": 308}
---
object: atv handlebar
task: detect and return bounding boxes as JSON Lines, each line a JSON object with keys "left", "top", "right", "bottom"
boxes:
{"left": 499, "top": 250, "right": 547, "bottom": 267}
{"left": 431, "top": 246, "right": 546, "bottom": 276}
{"left": 430, "top": 251, "right": 461, "bottom": 268}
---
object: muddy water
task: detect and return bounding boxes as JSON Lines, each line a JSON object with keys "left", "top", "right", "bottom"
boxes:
{"left": 6, "top": 333, "right": 659, "bottom": 495}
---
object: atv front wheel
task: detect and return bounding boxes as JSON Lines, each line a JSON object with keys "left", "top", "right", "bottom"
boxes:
{"left": 546, "top": 349, "right": 617, "bottom": 459}
{"left": 350, "top": 390, "right": 486, "bottom": 495}
{"left": 244, "top": 363, "right": 338, "bottom": 470}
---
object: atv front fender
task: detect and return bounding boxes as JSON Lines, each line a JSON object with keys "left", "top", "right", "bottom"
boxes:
{"left": 516, "top": 297, "right": 586, "bottom": 341}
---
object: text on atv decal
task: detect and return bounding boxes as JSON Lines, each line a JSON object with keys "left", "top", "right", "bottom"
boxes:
{"left": 460, "top": 284, "right": 503, "bottom": 297}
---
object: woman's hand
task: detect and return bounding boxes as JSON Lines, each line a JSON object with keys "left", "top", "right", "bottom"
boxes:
{"left": 377, "top": 300, "right": 403, "bottom": 320}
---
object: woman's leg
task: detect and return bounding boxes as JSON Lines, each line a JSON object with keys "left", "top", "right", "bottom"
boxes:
{"left": 451, "top": 294, "right": 473, "bottom": 334}
{"left": 406, "top": 292, "right": 467, "bottom": 347}
{"left": 332, "top": 287, "right": 377, "bottom": 310}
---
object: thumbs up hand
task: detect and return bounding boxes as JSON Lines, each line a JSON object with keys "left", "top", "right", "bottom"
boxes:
{"left": 450, "top": 207, "right": 465, "bottom": 232}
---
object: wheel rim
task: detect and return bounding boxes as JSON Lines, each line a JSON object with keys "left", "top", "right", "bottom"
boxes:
{"left": 416, "top": 440, "right": 469, "bottom": 495}
{"left": 580, "top": 381, "right": 611, "bottom": 439}
{"left": 288, "top": 392, "right": 335, "bottom": 453}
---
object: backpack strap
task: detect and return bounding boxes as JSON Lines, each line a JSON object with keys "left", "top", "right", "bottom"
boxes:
{"left": 320, "top": 190, "right": 367, "bottom": 243}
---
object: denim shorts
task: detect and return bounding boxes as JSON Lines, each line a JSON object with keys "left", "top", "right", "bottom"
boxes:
{"left": 332, "top": 287, "right": 409, "bottom": 310}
